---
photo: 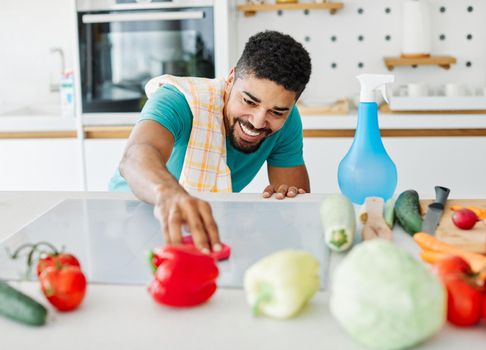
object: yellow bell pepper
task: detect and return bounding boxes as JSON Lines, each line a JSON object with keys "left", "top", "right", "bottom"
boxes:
{"left": 243, "top": 250, "right": 320, "bottom": 319}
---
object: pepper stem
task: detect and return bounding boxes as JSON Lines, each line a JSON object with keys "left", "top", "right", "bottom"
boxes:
{"left": 6, "top": 243, "right": 35, "bottom": 259}
{"left": 7, "top": 241, "right": 61, "bottom": 278}
{"left": 148, "top": 251, "right": 157, "bottom": 273}
{"left": 252, "top": 283, "right": 273, "bottom": 317}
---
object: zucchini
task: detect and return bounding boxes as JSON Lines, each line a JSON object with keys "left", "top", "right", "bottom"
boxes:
{"left": 0, "top": 281, "right": 47, "bottom": 326}
{"left": 394, "top": 190, "right": 423, "bottom": 235}
{"left": 320, "top": 194, "right": 356, "bottom": 252}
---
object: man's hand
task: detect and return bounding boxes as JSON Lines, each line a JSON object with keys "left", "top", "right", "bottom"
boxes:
{"left": 153, "top": 185, "right": 221, "bottom": 254}
{"left": 263, "top": 165, "right": 310, "bottom": 199}
{"left": 262, "top": 184, "right": 307, "bottom": 200}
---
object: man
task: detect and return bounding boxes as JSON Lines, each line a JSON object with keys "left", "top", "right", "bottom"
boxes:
{"left": 109, "top": 31, "right": 312, "bottom": 253}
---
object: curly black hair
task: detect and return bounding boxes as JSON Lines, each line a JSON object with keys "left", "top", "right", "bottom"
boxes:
{"left": 235, "top": 31, "right": 312, "bottom": 99}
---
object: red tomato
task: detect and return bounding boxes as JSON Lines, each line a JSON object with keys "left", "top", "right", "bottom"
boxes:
{"left": 39, "top": 265, "right": 87, "bottom": 312}
{"left": 434, "top": 256, "right": 483, "bottom": 327}
{"left": 434, "top": 255, "right": 471, "bottom": 279}
{"left": 483, "top": 295, "right": 486, "bottom": 325}
{"left": 36, "top": 253, "right": 81, "bottom": 277}
{"left": 444, "top": 275, "right": 483, "bottom": 327}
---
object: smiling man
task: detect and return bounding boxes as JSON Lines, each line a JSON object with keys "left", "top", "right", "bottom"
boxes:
{"left": 109, "top": 31, "right": 312, "bottom": 253}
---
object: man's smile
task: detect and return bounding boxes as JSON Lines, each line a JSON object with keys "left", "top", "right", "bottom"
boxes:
{"left": 238, "top": 120, "right": 263, "bottom": 139}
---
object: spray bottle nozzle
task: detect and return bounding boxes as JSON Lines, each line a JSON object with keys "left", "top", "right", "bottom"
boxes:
{"left": 357, "top": 74, "right": 395, "bottom": 104}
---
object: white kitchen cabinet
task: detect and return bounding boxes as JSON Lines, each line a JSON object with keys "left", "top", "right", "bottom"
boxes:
{"left": 0, "top": 139, "right": 82, "bottom": 191}
{"left": 1, "top": 136, "right": 483, "bottom": 197}
{"left": 241, "top": 138, "right": 348, "bottom": 194}
{"left": 243, "top": 137, "right": 486, "bottom": 199}
{"left": 84, "top": 139, "right": 127, "bottom": 191}
{"left": 384, "top": 137, "right": 486, "bottom": 199}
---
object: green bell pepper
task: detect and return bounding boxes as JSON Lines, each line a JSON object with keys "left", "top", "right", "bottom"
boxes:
{"left": 243, "top": 250, "right": 320, "bottom": 319}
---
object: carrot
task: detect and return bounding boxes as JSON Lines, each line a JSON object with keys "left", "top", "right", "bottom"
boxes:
{"left": 450, "top": 205, "right": 486, "bottom": 219}
{"left": 413, "top": 232, "right": 486, "bottom": 272}
{"left": 420, "top": 250, "right": 450, "bottom": 265}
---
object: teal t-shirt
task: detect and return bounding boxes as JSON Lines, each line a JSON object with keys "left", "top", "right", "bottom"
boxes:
{"left": 109, "top": 84, "right": 304, "bottom": 192}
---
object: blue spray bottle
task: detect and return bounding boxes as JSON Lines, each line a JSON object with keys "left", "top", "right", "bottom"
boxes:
{"left": 338, "top": 74, "right": 397, "bottom": 204}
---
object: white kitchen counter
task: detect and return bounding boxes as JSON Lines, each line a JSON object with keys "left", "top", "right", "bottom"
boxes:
{"left": 1, "top": 112, "right": 486, "bottom": 133}
{"left": 0, "top": 191, "right": 484, "bottom": 349}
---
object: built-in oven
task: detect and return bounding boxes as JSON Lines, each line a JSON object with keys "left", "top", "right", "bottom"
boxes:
{"left": 76, "top": 0, "right": 215, "bottom": 114}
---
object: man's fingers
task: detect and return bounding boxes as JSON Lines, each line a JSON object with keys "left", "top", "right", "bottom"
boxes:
{"left": 262, "top": 185, "right": 307, "bottom": 200}
{"left": 162, "top": 222, "right": 170, "bottom": 244}
{"left": 181, "top": 200, "right": 210, "bottom": 253}
{"left": 275, "top": 184, "right": 288, "bottom": 200}
{"left": 154, "top": 206, "right": 170, "bottom": 243}
{"left": 262, "top": 185, "right": 274, "bottom": 198}
{"left": 287, "top": 186, "right": 298, "bottom": 198}
{"left": 198, "top": 201, "right": 221, "bottom": 251}
{"left": 167, "top": 207, "right": 183, "bottom": 245}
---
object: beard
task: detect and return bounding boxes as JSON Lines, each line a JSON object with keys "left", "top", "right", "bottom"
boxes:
{"left": 228, "top": 117, "right": 272, "bottom": 154}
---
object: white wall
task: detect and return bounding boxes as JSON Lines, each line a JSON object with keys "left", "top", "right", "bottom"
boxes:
{"left": 0, "top": 0, "right": 75, "bottom": 111}
{"left": 235, "top": 0, "right": 486, "bottom": 104}
{"left": 1, "top": 0, "right": 486, "bottom": 111}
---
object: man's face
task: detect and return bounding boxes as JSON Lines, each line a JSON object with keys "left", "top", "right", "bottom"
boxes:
{"left": 223, "top": 70, "right": 297, "bottom": 154}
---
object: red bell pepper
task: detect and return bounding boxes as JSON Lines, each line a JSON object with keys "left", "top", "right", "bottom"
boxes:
{"left": 434, "top": 256, "right": 484, "bottom": 327}
{"left": 148, "top": 237, "right": 231, "bottom": 268}
{"left": 148, "top": 245, "right": 219, "bottom": 307}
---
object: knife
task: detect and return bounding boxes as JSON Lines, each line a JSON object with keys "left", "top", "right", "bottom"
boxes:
{"left": 421, "top": 186, "right": 451, "bottom": 234}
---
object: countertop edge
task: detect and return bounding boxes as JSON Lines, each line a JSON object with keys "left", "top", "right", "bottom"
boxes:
{"left": 1, "top": 113, "right": 486, "bottom": 138}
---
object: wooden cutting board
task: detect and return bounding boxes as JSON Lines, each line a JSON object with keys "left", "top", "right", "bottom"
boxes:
{"left": 420, "top": 199, "right": 486, "bottom": 254}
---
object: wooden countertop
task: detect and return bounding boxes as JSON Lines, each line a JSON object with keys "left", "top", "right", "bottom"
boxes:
{"left": 1, "top": 126, "right": 486, "bottom": 139}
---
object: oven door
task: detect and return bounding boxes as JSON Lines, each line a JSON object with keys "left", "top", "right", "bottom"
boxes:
{"left": 78, "top": 7, "right": 214, "bottom": 113}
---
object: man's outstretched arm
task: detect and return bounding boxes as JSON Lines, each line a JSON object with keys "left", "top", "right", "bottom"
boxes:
{"left": 119, "top": 120, "right": 221, "bottom": 253}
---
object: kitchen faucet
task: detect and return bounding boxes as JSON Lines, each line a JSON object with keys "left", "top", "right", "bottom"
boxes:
{"left": 49, "top": 47, "right": 65, "bottom": 92}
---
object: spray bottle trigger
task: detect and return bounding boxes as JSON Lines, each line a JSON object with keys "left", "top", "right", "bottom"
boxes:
{"left": 378, "top": 85, "right": 389, "bottom": 104}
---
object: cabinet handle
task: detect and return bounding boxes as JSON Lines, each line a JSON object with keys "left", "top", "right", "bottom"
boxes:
{"left": 82, "top": 11, "right": 204, "bottom": 24}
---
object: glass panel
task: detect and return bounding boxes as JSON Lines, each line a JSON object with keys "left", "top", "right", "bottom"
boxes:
{"left": 0, "top": 199, "right": 330, "bottom": 289}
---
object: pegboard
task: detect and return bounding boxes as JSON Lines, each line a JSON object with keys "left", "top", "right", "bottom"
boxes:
{"left": 235, "top": 0, "right": 486, "bottom": 104}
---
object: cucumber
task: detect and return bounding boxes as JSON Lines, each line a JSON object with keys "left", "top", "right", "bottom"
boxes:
{"left": 0, "top": 281, "right": 47, "bottom": 326}
{"left": 394, "top": 190, "right": 423, "bottom": 235}
{"left": 320, "top": 194, "right": 356, "bottom": 252}
{"left": 384, "top": 198, "right": 395, "bottom": 229}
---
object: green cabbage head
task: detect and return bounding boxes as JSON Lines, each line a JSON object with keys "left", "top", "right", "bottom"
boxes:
{"left": 330, "top": 240, "right": 446, "bottom": 350}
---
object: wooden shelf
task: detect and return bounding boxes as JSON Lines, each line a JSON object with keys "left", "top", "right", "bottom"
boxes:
{"left": 237, "top": 2, "right": 344, "bottom": 17}
{"left": 384, "top": 55, "right": 457, "bottom": 70}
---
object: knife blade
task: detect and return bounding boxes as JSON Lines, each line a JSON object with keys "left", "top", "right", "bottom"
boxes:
{"left": 421, "top": 186, "right": 451, "bottom": 234}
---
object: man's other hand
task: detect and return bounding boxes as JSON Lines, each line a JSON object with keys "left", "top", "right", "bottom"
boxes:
{"left": 262, "top": 184, "right": 306, "bottom": 200}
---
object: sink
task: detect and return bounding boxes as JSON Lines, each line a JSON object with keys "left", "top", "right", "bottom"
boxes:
{"left": 0, "top": 105, "right": 62, "bottom": 117}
